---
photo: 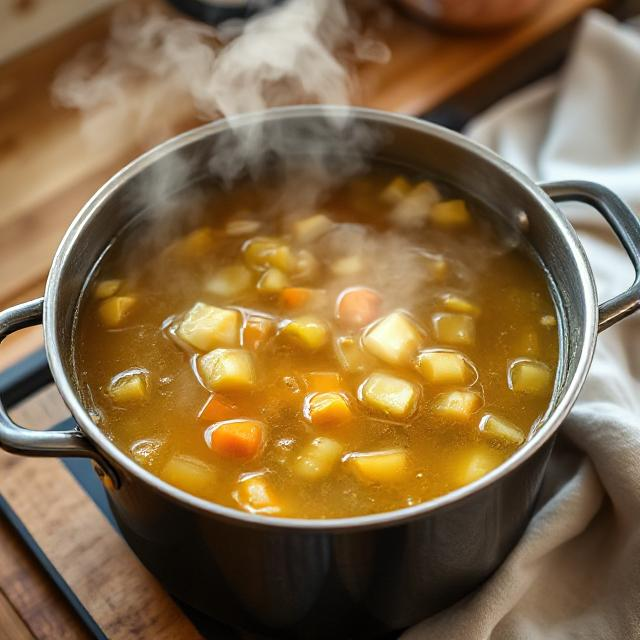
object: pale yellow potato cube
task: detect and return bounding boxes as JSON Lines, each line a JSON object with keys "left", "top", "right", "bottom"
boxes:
{"left": 130, "top": 438, "right": 164, "bottom": 466}
{"left": 432, "top": 313, "right": 476, "bottom": 346}
{"left": 390, "top": 181, "right": 440, "bottom": 228}
{"left": 348, "top": 450, "right": 408, "bottom": 483}
{"left": 292, "top": 213, "right": 333, "bottom": 243}
{"left": 242, "top": 237, "right": 282, "bottom": 270}
{"left": 162, "top": 455, "right": 214, "bottom": 493}
{"left": 225, "top": 219, "right": 261, "bottom": 236}
{"left": 416, "top": 250, "right": 449, "bottom": 282}
{"left": 281, "top": 316, "right": 329, "bottom": 351}
{"left": 415, "top": 350, "right": 474, "bottom": 385}
{"left": 433, "top": 390, "right": 482, "bottom": 421}
{"left": 173, "top": 227, "right": 218, "bottom": 259}
{"left": 380, "top": 176, "right": 411, "bottom": 204}
{"left": 98, "top": 296, "right": 136, "bottom": 327}
{"left": 441, "top": 294, "right": 480, "bottom": 317}
{"left": 360, "top": 372, "right": 419, "bottom": 419}
{"left": 234, "top": 473, "right": 280, "bottom": 514}
{"left": 363, "top": 311, "right": 423, "bottom": 366}
{"left": 198, "top": 348, "right": 256, "bottom": 392}
{"left": 294, "top": 437, "right": 343, "bottom": 481}
{"left": 335, "top": 336, "right": 373, "bottom": 373}
{"left": 452, "top": 447, "right": 503, "bottom": 486}
{"left": 94, "top": 279, "right": 122, "bottom": 300}
{"left": 268, "top": 245, "right": 296, "bottom": 273}
{"left": 509, "top": 359, "right": 552, "bottom": 395}
{"left": 331, "top": 255, "right": 365, "bottom": 276}
{"left": 206, "top": 264, "right": 254, "bottom": 298}
{"left": 430, "top": 199, "right": 471, "bottom": 228}
{"left": 257, "top": 268, "right": 290, "bottom": 294}
{"left": 479, "top": 414, "right": 525, "bottom": 445}
{"left": 108, "top": 370, "right": 148, "bottom": 404}
{"left": 292, "top": 249, "right": 320, "bottom": 280}
{"left": 176, "top": 302, "right": 240, "bottom": 351}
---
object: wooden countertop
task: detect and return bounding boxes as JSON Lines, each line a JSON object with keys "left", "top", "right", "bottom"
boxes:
{"left": 0, "top": 0, "right": 601, "bottom": 637}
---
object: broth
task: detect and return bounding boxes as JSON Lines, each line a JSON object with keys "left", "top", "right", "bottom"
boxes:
{"left": 74, "top": 168, "right": 558, "bottom": 518}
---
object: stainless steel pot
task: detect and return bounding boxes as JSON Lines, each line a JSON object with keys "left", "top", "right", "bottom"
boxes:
{"left": 1, "top": 107, "right": 639, "bottom": 638}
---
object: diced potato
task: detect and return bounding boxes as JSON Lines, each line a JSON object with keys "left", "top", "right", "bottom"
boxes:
{"left": 304, "top": 371, "right": 342, "bottom": 393}
{"left": 198, "top": 348, "right": 256, "bottom": 391}
{"left": 390, "top": 181, "right": 440, "bottom": 228}
{"left": 292, "top": 249, "right": 320, "bottom": 281}
{"left": 360, "top": 372, "right": 419, "bottom": 419}
{"left": 108, "top": 370, "right": 148, "bottom": 404}
{"left": 162, "top": 455, "right": 214, "bottom": 493}
{"left": 348, "top": 450, "right": 408, "bottom": 483}
{"left": 441, "top": 294, "right": 480, "bottom": 317}
{"left": 292, "top": 213, "right": 333, "bottom": 243}
{"left": 362, "top": 311, "right": 423, "bottom": 366}
{"left": 430, "top": 199, "right": 471, "bottom": 228}
{"left": 130, "top": 438, "right": 165, "bottom": 466}
{"left": 257, "top": 268, "right": 289, "bottom": 294}
{"left": 452, "top": 447, "right": 503, "bottom": 486}
{"left": 98, "top": 296, "right": 136, "bottom": 327}
{"left": 380, "top": 175, "right": 411, "bottom": 204}
{"left": 281, "top": 316, "right": 329, "bottom": 351}
{"left": 433, "top": 390, "right": 482, "bottom": 421}
{"left": 331, "top": 255, "right": 365, "bottom": 276}
{"left": 242, "top": 237, "right": 282, "bottom": 270}
{"left": 479, "top": 414, "right": 525, "bottom": 445}
{"left": 173, "top": 227, "right": 218, "bottom": 259}
{"left": 234, "top": 474, "right": 280, "bottom": 514}
{"left": 415, "top": 350, "right": 474, "bottom": 385}
{"left": 335, "top": 336, "right": 372, "bottom": 374}
{"left": 306, "top": 392, "right": 352, "bottom": 428}
{"left": 242, "top": 315, "right": 276, "bottom": 350}
{"left": 294, "top": 437, "right": 343, "bottom": 480}
{"left": 268, "top": 245, "right": 296, "bottom": 273}
{"left": 336, "top": 287, "right": 382, "bottom": 329}
{"left": 207, "top": 419, "right": 264, "bottom": 458}
{"left": 94, "top": 279, "right": 122, "bottom": 299}
{"left": 206, "top": 264, "right": 254, "bottom": 298}
{"left": 416, "top": 250, "right": 449, "bottom": 282}
{"left": 176, "top": 302, "right": 240, "bottom": 351}
{"left": 541, "top": 314, "right": 557, "bottom": 327}
{"left": 225, "top": 219, "right": 260, "bottom": 236}
{"left": 432, "top": 313, "right": 476, "bottom": 346}
{"left": 509, "top": 360, "right": 552, "bottom": 395}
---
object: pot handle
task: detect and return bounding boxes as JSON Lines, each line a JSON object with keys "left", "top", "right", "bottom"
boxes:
{"left": 0, "top": 298, "right": 119, "bottom": 487}
{"left": 540, "top": 180, "right": 640, "bottom": 332}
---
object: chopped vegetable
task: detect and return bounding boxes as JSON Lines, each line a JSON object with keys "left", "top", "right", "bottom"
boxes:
{"left": 176, "top": 302, "right": 240, "bottom": 351}
{"left": 234, "top": 473, "right": 280, "bottom": 514}
{"left": 268, "top": 245, "right": 296, "bottom": 273}
{"left": 433, "top": 390, "right": 481, "bottom": 421}
{"left": 336, "top": 287, "right": 382, "bottom": 329}
{"left": 432, "top": 313, "right": 476, "bottom": 346}
{"left": 225, "top": 219, "right": 260, "bottom": 236}
{"left": 306, "top": 392, "right": 352, "bottom": 428}
{"left": 130, "top": 438, "right": 164, "bottom": 466}
{"left": 453, "top": 447, "right": 503, "bottom": 486}
{"left": 198, "top": 394, "right": 239, "bottom": 423}
{"left": 304, "top": 371, "right": 343, "bottom": 393}
{"left": 206, "top": 264, "right": 254, "bottom": 298}
{"left": 390, "top": 181, "right": 440, "bottom": 228}
{"left": 541, "top": 314, "right": 557, "bottom": 327}
{"left": 348, "top": 450, "right": 408, "bottom": 483}
{"left": 363, "top": 311, "right": 423, "bottom": 366}
{"left": 335, "top": 336, "right": 373, "bottom": 374}
{"left": 207, "top": 419, "right": 264, "bottom": 459}
{"left": 508, "top": 359, "right": 552, "bottom": 394}
{"left": 441, "top": 294, "right": 480, "bottom": 317}
{"left": 242, "top": 315, "right": 276, "bottom": 350}
{"left": 479, "top": 414, "right": 525, "bottom": 445}
{"left": 294, "top": 437, "right": 343, "bottom": 480}
{"left": 430, "top": 199, "right": 471, "bottom": 228}
{"left": 292, "top": 249, "right": 320, "bottom": 281}
{"left": 331, "top": 255, "right": 365, "bottom": 276}
{"left": 198, "top": 348, "right": 256, "bottom": 391}
{"left": 281, "top": 287, "right": 313, "bottom": 309}
{"left": 292, "top": 213, "right": 333, "bottom": 243}
{"left": 98, "top": 296, "right": 136, "bottom": 327}
{"left": 360, "top": 372, "right": 419, "bottom": 419}
{"left": 108, "top": 369, "right": 148, "bottom": 404}
{"left": 281, "top": 316, "right": 329, "bottom": 351}
{"left": 416, "top": 250, "right": 449, "bottom": 282}
{"left": 257, "top": 268, "right": 290, "bottom": 294}
{"left": 415, "top": 350, "right": 474, "bottom": 385}
{"left": 242, "top": 237, "right": 282, "bottom": 270}
{"left": 94, "top": 279, "right": 122, "bottom": 300}
{"left": 172, "top": 227, "right": 218, "bottom": 259}
{"left": 380, "top": 175, "right": 411, "bottom": 204}
{"left": 162, "top": 455, "right": 215, "bottom": 493}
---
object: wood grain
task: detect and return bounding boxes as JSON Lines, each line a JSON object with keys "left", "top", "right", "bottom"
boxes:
{"left": 0, "top": 590, "right": 35, "bottom": 640}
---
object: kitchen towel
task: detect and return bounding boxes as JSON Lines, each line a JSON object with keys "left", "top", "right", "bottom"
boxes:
{"left": 404, "top": 10, "right": 640, "bottom": 640}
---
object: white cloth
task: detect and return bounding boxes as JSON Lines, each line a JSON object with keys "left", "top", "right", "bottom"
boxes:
{"left": 404, "top": 11, "right": 640, "bottom": 640}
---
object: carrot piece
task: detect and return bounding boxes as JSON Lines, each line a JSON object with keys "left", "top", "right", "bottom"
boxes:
{"left": 336, "top": 287, "right": 382, "bottom": 328}
{"left": 304, "top": 371, "right": 343, "bottom": 393}
{"left": 207, "top": 419, "right": 264, "bottom": 459}
{"left": 281, "top": 287, "right": 313, "bottom": 309}
{"left": 306, "top": 392, "right": 352, "bottom": 428}
{"left": 198, "top": 394, "right": 239, "bottom": 423}
{"left": 242, "top": 316, "right": 275, "bottom": 350}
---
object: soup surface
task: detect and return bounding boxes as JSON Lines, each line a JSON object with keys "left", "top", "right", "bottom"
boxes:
{"left": 75, "top": 169, "right": 559, "bottom": 518}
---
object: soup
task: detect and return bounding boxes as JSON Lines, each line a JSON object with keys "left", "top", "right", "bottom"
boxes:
{"left": 74, "top": 169, "right": 558, "bottom": 518}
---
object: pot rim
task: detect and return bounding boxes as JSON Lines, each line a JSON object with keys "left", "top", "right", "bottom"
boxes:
{"left": 44, "top": 105, "right": 598, "bottom": 532}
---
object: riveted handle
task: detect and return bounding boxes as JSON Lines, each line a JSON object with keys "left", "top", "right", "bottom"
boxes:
{"left": 0, "top": 298, "right": 119, "bottom": 487}
{"left": 540, "top": 180, "right": 640, "bottom": 332}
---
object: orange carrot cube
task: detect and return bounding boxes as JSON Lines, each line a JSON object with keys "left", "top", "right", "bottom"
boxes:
{"left": 207, "top": 419, "right": 264, "bottom": 459}
{"left": 306, "top": 392, "right": 352, "bottom": 428}
{"left": 304, "top": 371, "right": 343, "bottom": 393}
{"left": 198, "top": 394, "right": 239, "bottom": 423}
{"left": 336, "top": 287, "right": 382, "bottom": 328}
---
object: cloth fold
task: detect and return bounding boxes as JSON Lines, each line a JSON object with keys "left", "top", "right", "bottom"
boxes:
{"left": 404, "top": 10, "right": 640, "bottom": 639}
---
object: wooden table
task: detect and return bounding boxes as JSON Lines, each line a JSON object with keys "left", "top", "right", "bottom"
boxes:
{"left": 0, "top": 0, "right": 602, "bottom": 637}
